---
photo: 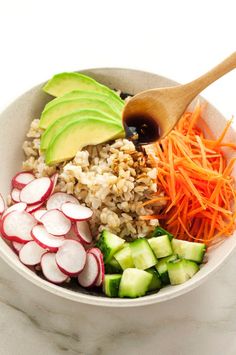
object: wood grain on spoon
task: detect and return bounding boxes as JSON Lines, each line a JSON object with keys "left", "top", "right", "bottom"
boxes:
{"left": 122, "top": 52, "right": 236, "bottom": 144}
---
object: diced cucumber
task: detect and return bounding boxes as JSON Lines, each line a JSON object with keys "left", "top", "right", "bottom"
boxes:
{"left": 103, "top": 274, "right": 122, "bottom": 297}
{"left": 105, "top": 257, "right": 122, "bottom": 274}
{"left": 146, "top": 268, "right": 162, "bottom": 291}
{"left": 150, "top": 226, "right": 174, "bottom": 240}
{"left": 155, "top": 254, "right": 178, "bottom": 284}
{"left": 119, "top": 268, "right": 152, "bottom": 298}
{"left": 113, "top": 244, "right": 134, "bottom": 270}
{"left": 171, "top": 239, "right": 206, "bottom": 263}
{"left": 129, "top": 238, "right": 157, "bottom": 270}
{"left": 96, "top": 230, "right": 125, "bottom": 263}
{"left": 148, "top": 235, "right": 173, "bottom": 258}
{"left": 167, "top": 259, "right": 199, "bottom": 285}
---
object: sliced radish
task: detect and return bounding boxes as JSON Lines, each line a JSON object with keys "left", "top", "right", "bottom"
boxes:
{"left": 41, "top": 252, "right": 68, "bottom": 284}
{"left": 65, "top": 226, "right": 80, "bottom": 241}
{"left": 31, "top": 225, "right": 65, "bottom": 252}
{"left": 40, "top": 209, "right": 71, "bottom": 236}
{"left": 1, "top": 210, "right": 37, "bottom": 243}
{"left": 0, "top": 193, "right": 5, "bottom": 215}
{"left": 2, "top": 202, "right": 27, "bottom": 218}
{"left": 12, "top": 241, "right": 24, "bottom": 254}
{"left": 12, "top": 172, "right": 35, "bottom": 190}
{"left": 89, "top": 248, "right": 105, "bottom": 286}
{"left": 19, "top": 241, "right": 46, "bottom": 266}
{"left": 26, "top": 201, "right": 45, "bottom": 213}
{"left": 50, "top": 173, "right": 59, "bottom": 194}
{"left": 56, "top": 240, "right": 86, "bottom": 276}
{"left": 61, "top": 203, "right": 93, "bottom": 221}
{"left": 75, "top": 221, "right": 92, "bottom": 245}
{"left": 33, "top": 209, "right": 47, "bottom": 222}
{"left": 78, "top": 253, "right": 99, "bottom": 287}
{"left": 11, "top": 188, "right": 21, "bottom": 203}
{"left": 46, "top": 192, "right": 79, "bottom": 211}
{"left": 20, "top": 177, "right": 53, "bottom": 205}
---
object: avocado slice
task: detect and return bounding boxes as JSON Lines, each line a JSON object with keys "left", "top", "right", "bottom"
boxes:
{"left": 46, "top": 117, "right": 124, "bottom": 165}
{"left": 45, "top": 90, "right": 124, "bottom": 113}
{"left": 40, "top": 109, "right": 123, "bottom": 151}
{"left": 39, "top": 98, "right": 121, "bottom": 129}
{"left": 43, "top": 72, "right": 122, "bottom": 103}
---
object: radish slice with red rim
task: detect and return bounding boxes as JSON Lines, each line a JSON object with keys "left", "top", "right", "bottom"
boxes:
{"left": 41, "top": 252, "right": 68, "bottom": 284}
{"left": 40, "top": 209, "right": 71, "bottom": 236}
{"left": 0, "top": 193, "right": 5, "bottom": 215}
{"left": 12, "top": 172, "right": 35, "bottom": 190}
{"left": 61, "top": 203, "right": 93, "bottom": 221}
{"left": 32, "top": 209, "right": 47, "bottom": 222}
{"left": 50, "top": 173, "right": 59, "bottom": 194}
{"left": 12, "top": 241, "right": 24, "bottom": 254}
{"left": 75, "top": 221, "right": 92, "bottom": 245}
{"left": 65, "top": 226, "right": 80, "bottom": 241}
{"left": 2, "top": 202, "right": 27, "bottom": 218}
{"left": 20, "top": 177, "right": 53, "bottom": 205}
{"left": 46, "top": 192, "right": 79, "bottom": 211}
{"left": 31, "top": 225, "right": 65, "bottom": 252}
{"left": 56, "top": 240, "right": 86, "bottom": 276}
{"left": 19, "top": 241, "right": 46, "bottom": 266}
{"left": 1, "top": 210, "right": 37, "bottom": 243}
{"left": 11, "top": 188, "right": 21, "bottom": 203}
{"left": 89, "top": 248, "right": 105, "bottom": 286}
{"left": 78, "top": 253, "right": 99, "bottom": 287}
{"left": 26, "top": 201, "right": 45, "bottom": 213}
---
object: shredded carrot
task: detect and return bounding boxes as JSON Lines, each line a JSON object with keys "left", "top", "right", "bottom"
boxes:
{"left": 142, "top": 104, "right": 236, "bottom": 246}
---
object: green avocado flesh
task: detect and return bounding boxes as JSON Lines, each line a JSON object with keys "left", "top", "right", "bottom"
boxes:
{"left": 45, "top": 90, "right": 124, "bottom": 113}
{"left": 40, "top": 109, "right": 123, "bottom": 150}
{"left": 46, "top": 118, "right": 125, "bottom": 165}
{"left": 43, "top": 72, "right": 123, "bottom": 103}
{"left": 39, "top": 98, "right": 121, "bottom": 129}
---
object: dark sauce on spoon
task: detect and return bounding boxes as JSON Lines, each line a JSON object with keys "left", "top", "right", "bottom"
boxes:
{"left": 124, "top": 115, "right": 161, "bottom": 145}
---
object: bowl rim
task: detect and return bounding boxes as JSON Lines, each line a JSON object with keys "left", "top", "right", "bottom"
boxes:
{"left": 0, "top": 67, "right": 235, "bottom": 307}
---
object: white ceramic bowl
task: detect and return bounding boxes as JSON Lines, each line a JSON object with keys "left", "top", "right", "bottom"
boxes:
{"left": 0, "top": 68, "right": 235, "bottom": 307}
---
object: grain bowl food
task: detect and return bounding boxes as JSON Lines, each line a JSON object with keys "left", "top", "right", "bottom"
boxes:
{"left": 0, "top": 70, "right": 235, "bottom": 301}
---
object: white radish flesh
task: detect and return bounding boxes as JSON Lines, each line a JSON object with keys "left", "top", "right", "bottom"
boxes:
{"left": 41, "top": 209, "right": 71, "bottom": 236}
{"left": 12, "top": 172, "right": 35, "bottom": 190}
{"left": 26, "top": 201, "right": 45, "bottom": 213}
{"left": 19, "top": 241, "right": 46, "bottom": 266}
{"left": 65, "top": 226, "right": 80, "bottom": 241}
{"left": 2, "top": 202, "right": 27, "bottom": 218}
{"left": 20, "top": 177, "right": 53, "bottom": 205}
{"left": 56, "top": 240, "right": 86, "bottom": 276}
{"left": 41, "top": 253, "right": 68, "bottom": 284}
{"left": 12, "top": 241, "right": 24, "bottom": 254}
{"left": 0, "top": 193, "right": 5, "bottom": 214}
{"left": 89, "top": 248, "right": 105, "bottom": 286}
{"left": 11, "top": 188, "right": 21, "bottom": 203}
{"left": 61, "top": 203, "right": 93, "bottom": 221}
{"left": 1, "top": 210, "right": 37, "bottom": 243}
{"left": 46, "top": 192, "right": 79, "bottom": 211}
{"left": 77, "top": 253, "right": 99, "bottom": 287}
{"left": 33, "top": 209, "right": 47, "bottom": 222}
{"left": 75, "top": 221, "right": 92, "bottom": 245}
{"left": 31, "top": 225, "right": 65, "bottom": 252}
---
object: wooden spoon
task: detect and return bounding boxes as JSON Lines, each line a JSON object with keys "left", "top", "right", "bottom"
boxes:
{"left": 122, "top": 52, "right": 236, "bottom": 144}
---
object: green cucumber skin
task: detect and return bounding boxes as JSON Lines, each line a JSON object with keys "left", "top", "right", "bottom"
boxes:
{"left": 103, "top": 274, "right": 122, "bottom": 297}
{"left": 146, "top": 268, "right": 162, "bottom": 291}
{"left": 150, "top": 226, "right": 174, "bottom": 240}
{"left": 105, "top": 258, "right": 122, "bottom": 274}
{"left": 96, "top": 230, "right": 125, "bottom": 263}
{"left": 155, "top": 254, "right": 178, "bottom": 285}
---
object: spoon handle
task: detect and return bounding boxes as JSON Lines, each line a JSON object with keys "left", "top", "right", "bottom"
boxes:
{"left": 184, "top": 52, "right": 236, "bottom": 98}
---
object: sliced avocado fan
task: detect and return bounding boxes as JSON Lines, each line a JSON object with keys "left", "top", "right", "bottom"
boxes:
{"left": 40, "top": 109, "right": 123, "bottom": 151}
{"left": 46, "top": 118, "right": 125, "bottom": 165}
{"left": 39, "top": 97, "right": 121, "bottom": 129}
{"left": 43, "top": 72, "right": 123, "bottom": 103}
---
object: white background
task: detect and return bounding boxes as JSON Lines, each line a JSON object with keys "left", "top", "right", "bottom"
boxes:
{"left": 0, "top": 0, "right": 235, "bottom": 118}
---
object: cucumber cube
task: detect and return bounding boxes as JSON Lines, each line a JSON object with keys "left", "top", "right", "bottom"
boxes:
{"left": 119, "top": 268, "right": 152, "bottom": 298}
{"left": 167, "top": 259, "right": 199, "bottom": 285}
{"left": 113, "top": 244, "right": 134, "bottom": 270}
{"left": 155, "top": 254, "right": 178, "bottom": 284}
{"left": 96, "top": 230, "right": 125, "bottom": 263}
{"left": 148, "top": 235, "right": 173, "bottom": 258}
{"left": 146, "top": 268, "right": 162, "bottom": 291}
{"left": 150, "top": 226, "right": 174, "bottom": 240}
{"left": 105, "top": 257, "right": 122, "bottom": 274}
{"left": 103, "top": 274, "right": 122, "bottom": 297}
{"left": 129, "top": 238, "right": 157, "bottom": 270}
{"left": 171, "top": 239, "right": 206, "bottom": 263}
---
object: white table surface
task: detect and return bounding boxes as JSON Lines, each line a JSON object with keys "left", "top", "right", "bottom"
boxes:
{"left": 0, "top": 1, "right": 235, "bottom": 354}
